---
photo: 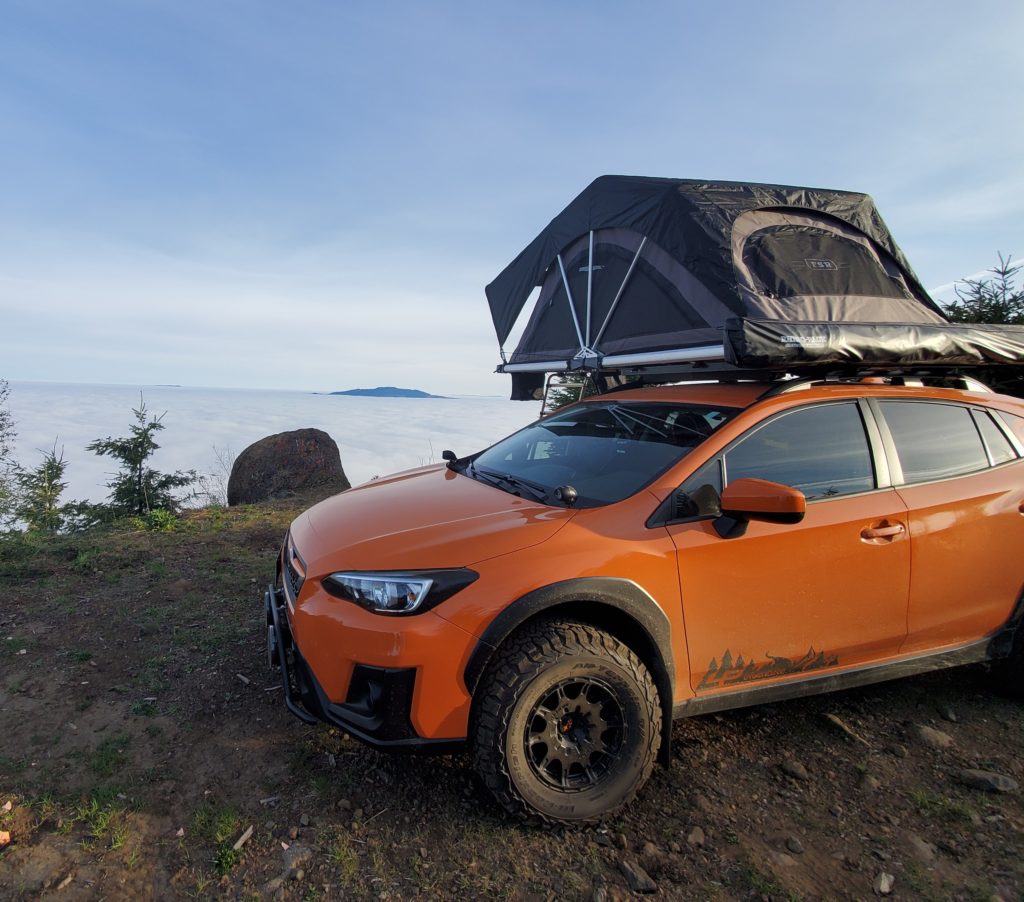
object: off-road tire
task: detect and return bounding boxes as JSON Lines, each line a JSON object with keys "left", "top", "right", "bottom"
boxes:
{"left": 471, "top": 619, "right": 661, "bottom": 825}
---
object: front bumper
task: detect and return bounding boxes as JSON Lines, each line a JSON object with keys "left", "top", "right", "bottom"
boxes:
{"left": 265, "top": 585, "right": 463, "bottom": 752}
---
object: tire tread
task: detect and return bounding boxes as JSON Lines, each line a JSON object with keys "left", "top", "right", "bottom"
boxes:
{"left": 471, "top": 619, "right": 661, "bottom": 825}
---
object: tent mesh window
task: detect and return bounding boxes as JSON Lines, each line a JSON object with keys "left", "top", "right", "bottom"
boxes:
{"left": 742, "top": 226, "right": 911, "bottom": 301}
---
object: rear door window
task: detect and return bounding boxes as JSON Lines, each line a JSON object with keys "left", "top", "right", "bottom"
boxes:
{"left": 879, "top": 402, "right": 988, "bottom": 483}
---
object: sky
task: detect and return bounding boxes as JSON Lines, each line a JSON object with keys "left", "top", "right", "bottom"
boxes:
{"left": 0, "top": 1, "right": 1021, "bottom": 396}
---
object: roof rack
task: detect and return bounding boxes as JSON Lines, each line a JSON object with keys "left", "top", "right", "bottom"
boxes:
{"left": 543, "top": 359, "right": 1002, "bottom": 387}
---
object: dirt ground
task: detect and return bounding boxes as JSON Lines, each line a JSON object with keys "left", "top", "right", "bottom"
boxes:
{"left": 1, "top": 492, "right": 1021, "bottom": 900}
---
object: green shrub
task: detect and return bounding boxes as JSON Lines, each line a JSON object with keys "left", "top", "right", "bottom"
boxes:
{"left": 14, "top": 445, "right": 69, "bottom": 535}
{"left": 87, "top": 395, "right": 197, "bottom": 519}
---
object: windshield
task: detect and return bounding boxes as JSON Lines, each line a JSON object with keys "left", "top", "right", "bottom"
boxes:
{"left": 464, "top": 401, "right": 737, "bottom": 507}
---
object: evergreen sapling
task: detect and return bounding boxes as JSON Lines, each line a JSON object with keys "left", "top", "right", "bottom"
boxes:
{"left": 88, "top": 396, "right": 197, "bottom": 519}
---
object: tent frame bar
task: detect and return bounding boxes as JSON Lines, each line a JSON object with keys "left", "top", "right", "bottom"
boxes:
{"left": 500, "top": 343, "right": 727, "bottom": 373}
{"left": 556, "top": 253, "right": 587, "bottom": 354}
{"left": 585, "top": 230, "right": 594, "bottom": 346}
{"left": 593, "top": 236, "right": 647, "bottom": 350}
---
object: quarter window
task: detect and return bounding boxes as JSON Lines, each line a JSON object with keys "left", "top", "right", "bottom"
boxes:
{"left": 723, "top": 403, "right": 875, "bottom": 500}
{"left": 879, "top": 402, "right": 988, "bottom": 483}
{"left": 998, "top": 411, "right": 1024, "bottom": 445}
{"left": 673, "top": 457, "right": 724, "bottom": 519}
{"left": 973, "top": 410, "right": 1017, "bottom": 465}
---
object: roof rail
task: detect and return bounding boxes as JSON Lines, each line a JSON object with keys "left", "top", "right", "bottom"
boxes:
{"left": 757, "top": 372, "right": 993, "bottom": 400}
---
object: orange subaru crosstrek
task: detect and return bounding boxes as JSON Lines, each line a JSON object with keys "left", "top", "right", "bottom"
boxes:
{"left": 266, "top": 376, "right": 1024, "bottom": 824}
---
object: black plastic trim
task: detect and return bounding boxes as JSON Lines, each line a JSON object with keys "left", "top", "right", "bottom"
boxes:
{"left": 463, "top": 577, "right": 676, "bottom": 765}
{"left": 465, "top": 579, "right": 672, "bottom": 692}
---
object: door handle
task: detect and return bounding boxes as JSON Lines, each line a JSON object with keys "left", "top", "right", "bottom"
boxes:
{"left": 861, "top": 524, "right": 905, "bottom": 540}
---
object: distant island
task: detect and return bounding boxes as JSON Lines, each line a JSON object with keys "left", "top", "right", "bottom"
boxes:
{"left": 329, "top": 386, "right": 447, "bottom": 399}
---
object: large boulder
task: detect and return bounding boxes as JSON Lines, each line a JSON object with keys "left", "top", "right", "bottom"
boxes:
{"left": 227, "top": 428, "right": 349, "bottom": 505}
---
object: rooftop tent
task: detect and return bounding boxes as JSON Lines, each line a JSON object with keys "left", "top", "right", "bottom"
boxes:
{"left": 486, "top": 176, "right": 992, "bottom": 396}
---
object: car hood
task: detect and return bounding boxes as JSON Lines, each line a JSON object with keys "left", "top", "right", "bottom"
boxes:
{"left": 291, "top": 463, "right": 575, "bottom": 574}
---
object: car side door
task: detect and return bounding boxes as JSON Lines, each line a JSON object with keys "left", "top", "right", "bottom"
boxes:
{"left": 661, "top": 399, "right": 911, "bottom": 698}
{"left": 872, "top": 400, "right": 1024, "bottom": 654}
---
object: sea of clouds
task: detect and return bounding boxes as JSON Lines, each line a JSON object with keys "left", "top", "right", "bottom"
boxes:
{"left": 6, "top": 382, "right": 541, "bottom": 506}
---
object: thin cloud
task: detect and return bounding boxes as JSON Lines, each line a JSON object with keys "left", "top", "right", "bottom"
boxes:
{"left": 2, "top": 3, "right": 1023, "bottom": 392}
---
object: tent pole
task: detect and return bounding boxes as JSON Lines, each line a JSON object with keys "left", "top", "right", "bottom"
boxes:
{"left": 586, "top": 230, "right": 594, "bottom": 347}
{"left": 557, "top": 253, "right": 587, "bottom": 353}
{"left": 593, "top": 236, "right": 647, "bottom": 349}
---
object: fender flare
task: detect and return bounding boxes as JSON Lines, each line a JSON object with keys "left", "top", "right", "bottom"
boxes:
{"left": 463, "top": 577, "right": 677, "bottom": 763}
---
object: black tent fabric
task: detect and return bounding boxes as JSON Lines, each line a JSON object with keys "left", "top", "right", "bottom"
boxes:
{"left": 486, "top": 176, "right": 955, "bottom": 376}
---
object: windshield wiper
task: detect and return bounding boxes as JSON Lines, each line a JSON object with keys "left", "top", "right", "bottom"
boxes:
{"left": 471, "top": 465, "right": 551, "bottom": 504}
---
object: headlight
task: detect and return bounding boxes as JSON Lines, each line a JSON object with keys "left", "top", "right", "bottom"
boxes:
{"left": 323, "top": 569, "right": 478, "bottom": 615}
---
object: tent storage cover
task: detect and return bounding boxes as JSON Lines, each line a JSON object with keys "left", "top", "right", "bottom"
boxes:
{"left": 485, "top": 176, "right": 1024, "bottom": 396}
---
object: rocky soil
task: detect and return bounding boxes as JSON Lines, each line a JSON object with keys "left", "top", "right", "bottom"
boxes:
{"left": 0, "top": 493, "right": 1021, "bottom": 900}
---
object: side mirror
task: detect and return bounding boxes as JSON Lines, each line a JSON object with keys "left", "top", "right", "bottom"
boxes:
{"left": 713, "top": 478, "right": 806, "bottom": 539}
{"left": 442, "top": 450, "right": 457, "bottom": 463}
